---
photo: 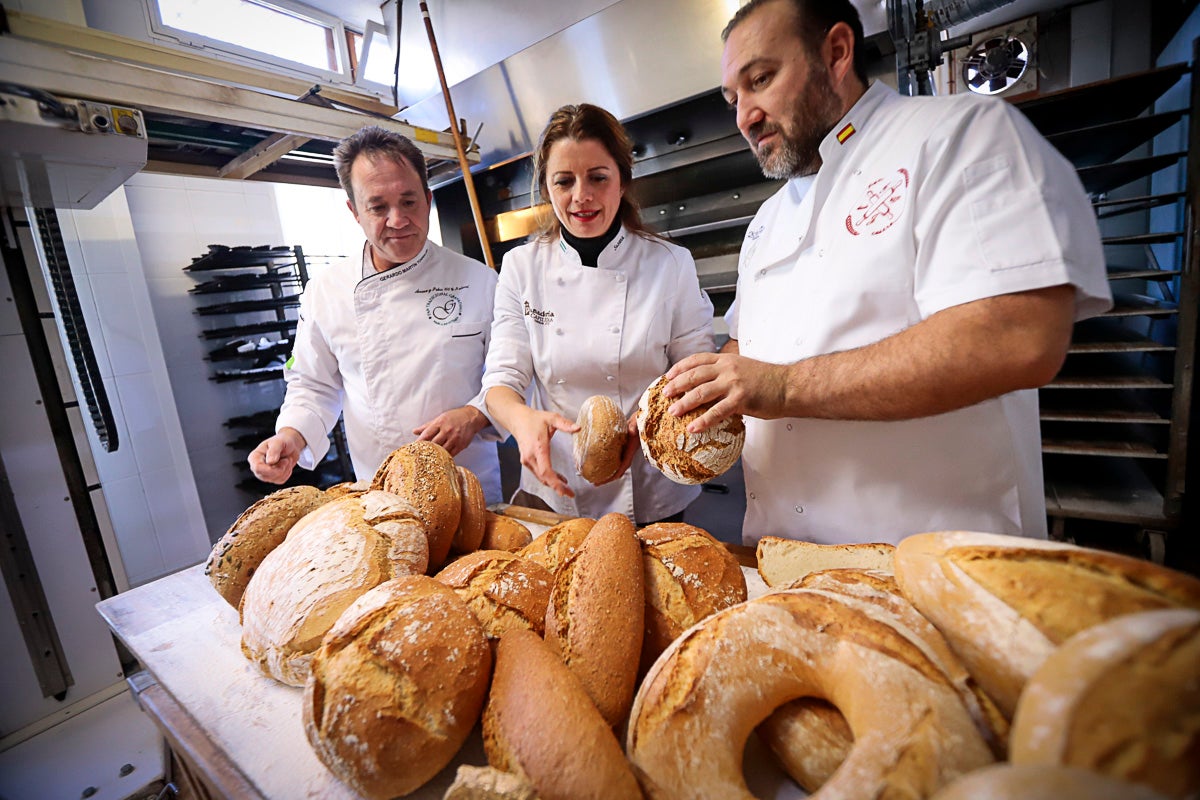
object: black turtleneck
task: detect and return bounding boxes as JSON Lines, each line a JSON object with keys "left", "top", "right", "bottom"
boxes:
{"left": 560, "top": 216, "right": 622, "bottom": 267}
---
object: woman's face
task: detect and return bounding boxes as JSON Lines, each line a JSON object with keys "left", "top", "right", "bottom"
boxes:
{"left": 545, "top": 137, "right": 624, "bottom": 239}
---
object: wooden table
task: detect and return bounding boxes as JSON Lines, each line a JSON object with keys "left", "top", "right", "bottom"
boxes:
{"left": 96, "top": 515, "right": 791, "bottom": 799}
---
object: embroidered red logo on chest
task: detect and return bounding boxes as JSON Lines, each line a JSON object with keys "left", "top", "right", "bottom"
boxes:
{"left": 845, "top": 168, "right": 910, "bottom": 236}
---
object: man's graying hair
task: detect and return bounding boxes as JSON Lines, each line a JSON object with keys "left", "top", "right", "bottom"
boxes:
{"left": 333, "top": 125, "right": 429, "bottom": 209}
{"left": 722, "top": 0, "right": 869, "bottom": 85}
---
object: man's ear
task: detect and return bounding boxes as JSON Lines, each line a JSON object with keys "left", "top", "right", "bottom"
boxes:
{"left": 824, "top": 21, "right": 858, "bottom": 89}
{"left": 347, "top": 198, "right": 359, "bottom": 222}
{"left": 426, "top": 188, "right": 433, "bottom": 207}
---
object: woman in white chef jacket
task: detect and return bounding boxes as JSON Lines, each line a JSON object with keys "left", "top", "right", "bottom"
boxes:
{"left": 482, "top": 103, "right": 716, "bottom": 524}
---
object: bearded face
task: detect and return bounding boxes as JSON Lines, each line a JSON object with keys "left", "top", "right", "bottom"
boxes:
{"left": 747, "top": 56, "right": 845, "bottom": 179}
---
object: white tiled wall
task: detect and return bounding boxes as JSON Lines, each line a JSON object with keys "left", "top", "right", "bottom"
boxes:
{"left": 46, "top": 189, "right": 211, "bottom": 588}
{"left": 123, "top": 173, "right": 291, "bottom": 537}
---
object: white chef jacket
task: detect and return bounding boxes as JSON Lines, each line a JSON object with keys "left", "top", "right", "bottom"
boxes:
{"left": 482, "top": 227, "right": 715, "bottom": 522}
{"left": 725, "top": 81, "right": 1112, "bottom": 546}
{"left": 276, "top": 241, "right": 502, "bottom": 503}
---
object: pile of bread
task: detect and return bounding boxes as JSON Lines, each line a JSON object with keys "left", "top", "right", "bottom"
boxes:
{"left": 204, "top": 441, "right": 1200, "bottom": 799}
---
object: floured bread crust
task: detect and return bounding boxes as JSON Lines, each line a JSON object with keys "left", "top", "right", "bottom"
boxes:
{"left": 239, "top": 490, "right": 428, "bottom": 686}
{"left": 435, "top": 549, "right": 554, "bottom": 639}
{"left": 371, "top": 441, "right": 462, "bottom": 569}
{"left": 636, "top": 374, "right": 744, "bottom": 485}
{"left": 303, "top": 575, "right": 491, "bottom": 800}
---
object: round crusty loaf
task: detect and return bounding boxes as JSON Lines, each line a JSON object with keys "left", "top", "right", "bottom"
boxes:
{"left": 929, "top": 764, "right": 1170, "bottom": 800}
{"left": 635, "top": 522, "right": 746, "bottom": 670}
{"left": 637, "top": 374, "right": 744, "bottom": 485}
{"left": 758, "top": 568, "right": 1008, "bottom": 793}
{"left": 204, "top": 485, "right": 329, "bottom": 609}
{"left": 239, "top": 490, "right": 428, "bottom": 686}
{"left": 1010, "top": 608, "right": 1200, "bottom": 798}
{"left": 573, "top": 395, "right": 628, "bottom": 485}
{"left": 482, "top": 628, "right": 642, "bottom": 800}
{"left": 545, "top": 512, "right": 644, "bottom": 728}
{"left": 518, "top": 517, "right": 595, "bottom": 574}
{"left": 481, "top": 512, "right": 533, "bottom": 552}
{"left": 323, "top": 480, "right": 370, "bottom": 499}
{"left": 894, "top": 531, "right": 1200, "bottom": 717}
{"left": 371, "top": 441, "right": 462, "bottom": 569}
{"left": 452, "top": 466, "right": 487, "bottom": 554}
{"left": 434, "top": 549, "right": 555, "bottom": 639}
{"left": 303, "top": 575, "right": 491, "bottom": 800}
{"left": 627, "top": 589, "right": 994, "bottom": 800}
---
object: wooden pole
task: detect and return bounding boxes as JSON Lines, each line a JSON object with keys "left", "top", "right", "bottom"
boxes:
{"left": 419, "top": 0, "right": 496, "bottom": 268}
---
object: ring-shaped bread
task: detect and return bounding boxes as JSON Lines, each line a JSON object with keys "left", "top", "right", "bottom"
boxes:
{"left": 627, "top": 588, "right": 993, "bottom": 799}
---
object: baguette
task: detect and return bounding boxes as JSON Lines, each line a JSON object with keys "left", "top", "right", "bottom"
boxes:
{"left": 545, "top": 512, "right": 644, "bottom": 727}
{"left": 482, "top": 629, "right": 642, "bottom": 800}
{"left": 1010, "top": 608, "right": 1200, "bottom": 798}
{"left": 894, "top": 531, "right": 1200, "bottom": 717}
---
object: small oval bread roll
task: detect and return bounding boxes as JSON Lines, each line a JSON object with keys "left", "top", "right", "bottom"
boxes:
{"left": 1010, "top": 608, "right": 1200, "bottom": 798}
{"left": 573, "top": 395, "right": 628, "bottom": 485}
{"left": 545, "top": 512, "right": 644, "bottom": 727}
{"left": 371, "top": 441, "right": 462, "bottom": 569}
{"left": 637, "top": 374, "right": 744, "bottom": 485}
{"left": 518, "top": 517, "right": 595, "bottom": 574}
{"left": 895, "top": 531, "right": 1200, "bottom": 717}
{"left": 481, "top": 512, "right": 533, "bottom": 552}
{"left": 435, "top": 549, "right": 555, "bottom": 639}
{"left": 636, "top": 522, "right": 746, "bottom": 670}
{"left": 930, "top": 764, "right": 1170, "bottom": 800}
{"left": 483, "top": 629, "right": 642, "bottom": 800}
{"left": 628, "top": 589, "right": 994, "bottom": 799}
{"left": 304, "top": 575, "right": 491, "bottom": 800}
{"left": 205, "top": 485, "right": 329, "bottom": 609}
{"left": 239, "top": 491, "right": 428, "bottom": 685}
{"left": 452, "top": 466, "right": 487, "bottom": 554}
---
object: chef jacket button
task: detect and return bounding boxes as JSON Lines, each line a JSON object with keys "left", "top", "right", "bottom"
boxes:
{"left": 606, "top": 375, "right": 615, "bottom": 382}
{"left": 794, "top": 505, "right": 804, "bottom": 514}
{"left": 757, "top": 269, "right": 766, "bottom": 278}
{"left": 616, "top": 274, "right": 625, "bottom": 282}
{"left": 854, "top": 169, "right": 862, "bottom": 176}
{"left": 610, "top": 326, "right": 619, "bottom": 334}
{"left": 818, "top": 249, "right": 825, "bottom": 258}
{"left": 556, "top": 378, "right": 566, "bottom": 384}
{"left": 749, "top": 492, "right": 756, "bottom": 500}
{"left": 786, "top": 423, "right": 793, "bottom": 431}
{"left": 557, "top": 277, "right": 565, "bottom": 285}
{"left": 556, "top": 328, "right": 564, "bottom": 335}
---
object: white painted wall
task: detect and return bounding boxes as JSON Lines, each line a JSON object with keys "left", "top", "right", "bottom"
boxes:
{"left": 123, "top": 173, "right": 293, "bottom": 537}
{"left": 47, "top": 188, "right": 211, "bottom": 587}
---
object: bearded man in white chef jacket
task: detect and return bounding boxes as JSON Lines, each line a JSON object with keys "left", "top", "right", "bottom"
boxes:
{"left": 663, "top": 0, "right": 1112, "bottom": 545}
{"left": 248, "top": 126, "right": 502, "bottom": 502}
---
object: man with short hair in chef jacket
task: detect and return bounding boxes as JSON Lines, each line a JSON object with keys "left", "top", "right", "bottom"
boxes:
{"left": 662, "top": 0, "right": 1112, "bottom": 545}
{"left": 248, "top": 126, "right": 502, "bottom": 502}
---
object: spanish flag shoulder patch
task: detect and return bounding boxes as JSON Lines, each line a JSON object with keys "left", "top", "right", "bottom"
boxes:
{"left": 836, "top": 123, "right": 856, "bottom": 145}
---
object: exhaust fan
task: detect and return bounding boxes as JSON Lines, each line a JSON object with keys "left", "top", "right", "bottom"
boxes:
{"left": 958, "top": 16, "right": 1038, "bottom": 96}
{"left": 887, "top": 0, "right": 1019, "bottom": 95}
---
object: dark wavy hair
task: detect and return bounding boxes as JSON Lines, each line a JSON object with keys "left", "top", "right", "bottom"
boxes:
{"left": 332, "top": 125, "right": 429, "bottom": 210}
{"left": 722, "top": 0, "right": 868, "bottom": 86}
{"left": 531, "top": 103, "right": 655, "bottom": 241}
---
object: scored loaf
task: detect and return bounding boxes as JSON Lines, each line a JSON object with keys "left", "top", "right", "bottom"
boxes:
{"left": 303, "top": 575, "right": 491, "bottom": 800}
{"left": 635, "top": 522, "right": 746, "bottom": 671}
{"left": 371, "top": 441, "right": 462, "bottom": 569}
{"left": 637, "top": 374, "right": 744, "bottom": 485}
{"left": 518, "top": 517, "right": 595, "bottom": 574}
{"left": 894, "top": 531, "right": 1200, "bottom": 717}
{"left": 545, "top": 512, "right": 644, "bottom": 728}
{"left": 573, "top": 395, "right": 628, "bottom": 485}
{"left": 443, "top": 766, "right": 539, "bottom": 800}
{"left": 239, "top": 490, "right": 428, "bottom": 685}
{"left": 205, "top": 485, "right": 330, "bottom": 609}
{"left": 482, "top": 629, "right": 643, "bottom": 800}
{"left": 1009, "top": 608, "right": 1200, "bottom": 798}
{"left": 434, "top": 549, "right": 555, "bottom": 639}
{"left": 756, "top": 536, "right": 895, "bottom": 587}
